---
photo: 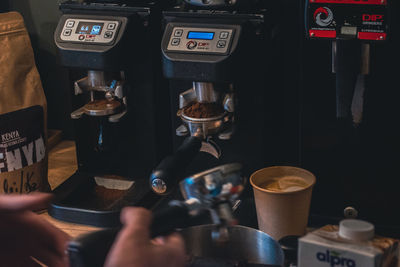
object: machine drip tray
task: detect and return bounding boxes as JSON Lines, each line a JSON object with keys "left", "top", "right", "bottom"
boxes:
{"left": 49, "top": 171, "right": 163, "bottom": 227}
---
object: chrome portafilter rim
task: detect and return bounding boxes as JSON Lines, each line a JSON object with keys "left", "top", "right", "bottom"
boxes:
{"left": 179, "top": 110, "right": 230, "bottom": 138}
{"left": 180, "top": 110, "right": 228, "bottom": 122}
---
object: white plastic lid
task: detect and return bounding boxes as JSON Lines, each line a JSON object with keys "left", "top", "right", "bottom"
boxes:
{"left": 339, "top": 219, "right": 375, "bottom": 241}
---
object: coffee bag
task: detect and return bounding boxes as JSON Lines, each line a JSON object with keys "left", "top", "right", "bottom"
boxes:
{"left": 0, "top": 12, "right": 50, "bottom": 194}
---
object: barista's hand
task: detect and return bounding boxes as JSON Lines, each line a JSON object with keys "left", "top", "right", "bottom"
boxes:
{"left": 0, "top": 193, "right": 71, "bottom": 267}
{"left": 105, "top": 207, "right": 186, "bottom": 267}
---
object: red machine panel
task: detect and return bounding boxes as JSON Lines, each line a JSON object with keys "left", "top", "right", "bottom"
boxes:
{"left": 306, "top": 0, "right": 389, "bottom": 40}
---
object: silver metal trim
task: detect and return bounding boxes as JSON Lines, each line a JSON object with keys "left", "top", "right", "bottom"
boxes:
{"left": 190, "top": 163, "right": 242, "bottom": 180}
{"left": 361, "top": 43, "right": 370, "bottom": 75}
{"left": 193, "top": 82, "right": 219, "bottom": 103}
{"left": 176, "top": 124, "right": 189, "bottom": 136}
{"left": 70, "top": 107, "right": 85, "bottom": 119}
{"left": 151, "top": 179, "right": 167, "bottom": 194}
{"left": 179, "top": 88, "right": 197, "bottom": 109}
{"left": 199, "top": 140, "right": 221, "bottom": 159}
{"left": 109, "top": 110, "right": 127, "bottom": 123}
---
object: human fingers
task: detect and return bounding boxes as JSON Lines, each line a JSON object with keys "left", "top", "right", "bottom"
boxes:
{"left": 25, "top": 212, "right": 70, "bottom": 258}
{"left": 1, "top": 237, "right": 68, "bottom": 267}
{"left": 30, "top": 244, "right": 69, "bottom": 267}
{"left": 153, "top": 233, "right": 186, "bottom": 266}
{"left": 119, "top": 207, "right": 152, "bottom": 243}
{"left": 0, "top": 251, "right": 45, "bottom": 267}
{"left": 0, "top": 193, "right": 53, "bottom": 212}
{"left": 1, "top": 247, "right": 67, "bottom": 267}
{"left": 162, "top": 233, "right": 186, "bottom": 255}
{"left": 104, "top": 208, "right": 153, "bottom": 267}
{"left": 1, "top": 211, "right": 70, "bottom": 258}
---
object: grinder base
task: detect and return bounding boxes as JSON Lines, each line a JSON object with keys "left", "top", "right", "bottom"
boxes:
{"left": 49, "top": 171, "right": 164, "bottom": 227}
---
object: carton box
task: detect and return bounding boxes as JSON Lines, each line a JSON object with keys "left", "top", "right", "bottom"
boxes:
{"left": 298, "top": 225, "right": 399, "bottom": 267}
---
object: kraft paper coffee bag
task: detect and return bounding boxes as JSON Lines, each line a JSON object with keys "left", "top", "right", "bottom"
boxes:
{"left": 0, "top": 12, "right": 50, "bottom": 194}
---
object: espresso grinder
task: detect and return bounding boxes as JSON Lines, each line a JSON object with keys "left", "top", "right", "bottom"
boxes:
{"left": 149, "top": 1, "right": 271, "bottom": 197}
{"left": 50, "top": 0, "right": 173, "bottom": 227}
{"left": 304, "top": 0, "right": 400, "bottom": 235}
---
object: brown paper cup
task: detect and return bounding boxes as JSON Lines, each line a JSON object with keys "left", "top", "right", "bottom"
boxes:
{"left": 250, "top": 166, "right": 316, "bottom": 241}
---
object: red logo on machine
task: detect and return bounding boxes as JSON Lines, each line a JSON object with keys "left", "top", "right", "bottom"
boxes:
{"left": 362, "top": 14, "right": 384, "bottom": 21}
{"left": 314, "top": 7, "right": 334, "bottom": 27}
{"left": 197, "top": 42, "right": 210, "bottom": 50}
{"left": 186, "top": 40, "right": 198, "bottom": 50}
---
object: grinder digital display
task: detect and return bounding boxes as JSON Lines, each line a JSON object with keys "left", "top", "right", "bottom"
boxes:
{"left": 187, "top": 31, "right": 215, "bottom": 40}
{"left": 76, "top": 22, "right": 104, "bottom": 35}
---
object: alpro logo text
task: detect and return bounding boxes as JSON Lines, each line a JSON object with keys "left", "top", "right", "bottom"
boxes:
{"left": 316, "top": 250, "right": 356, "bottom": 267}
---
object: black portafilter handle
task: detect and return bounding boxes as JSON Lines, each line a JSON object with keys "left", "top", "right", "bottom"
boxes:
{"left": 150, "top": 136, "right": 202, "bottom": 195}
{"left": 67, "top": 202, "right": 192, "bottom": 267}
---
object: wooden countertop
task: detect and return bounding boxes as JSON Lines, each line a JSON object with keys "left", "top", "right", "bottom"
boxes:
{"left": 40, "top": 140, "right": 102, "bottom": 239}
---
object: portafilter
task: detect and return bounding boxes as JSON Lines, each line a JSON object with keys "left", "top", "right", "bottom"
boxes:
{"left": 150, "top": 82, "right": 234, "bottom": 195}
{"left": 68, "top": 163, "right": 245, "bottom": 267}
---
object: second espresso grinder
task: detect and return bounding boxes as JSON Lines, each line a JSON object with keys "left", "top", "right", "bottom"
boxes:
{"left": 149, "top": 4, "right": 269, "bottom": 196}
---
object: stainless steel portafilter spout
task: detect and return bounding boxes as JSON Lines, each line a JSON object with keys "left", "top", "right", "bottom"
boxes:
{"left": 193, "top": 82, "right": 219, "bottom": 103}
{"left": 87, "top": 70, "right": 106, "bottom": 89}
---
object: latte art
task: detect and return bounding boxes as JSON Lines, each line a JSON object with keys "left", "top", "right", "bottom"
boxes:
{"left": 260, "top": 176, "right": 309, "bottom": 192}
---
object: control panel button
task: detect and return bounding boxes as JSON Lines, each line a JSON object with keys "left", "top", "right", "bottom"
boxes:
{"left": 107, "top": 23, "right": 116, "bottom": 30}
{"left": 217, "top": 40, "right": 226, "bottom": 48}
{"left": 219, "top": 31, "right": 229, "bottom": 39}
{"left": 174, "top": 29, "right": 183, "bottom": 37}
{"left": 78, "top": 35, "right": 85, "bottom": 40}
{"left": 104, "top": 31, "right": 113, "bottom": 39}
{"left": 66, "top": 21, "right": 75, "bottom": 28}
{"left": 63, "top": 29, "right": 72, "bottom": 36}
{"left": 171, "top": 38, "right": 180, "bottom": 46}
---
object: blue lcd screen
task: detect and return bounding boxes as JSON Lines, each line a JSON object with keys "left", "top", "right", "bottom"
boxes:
{"left": 187, "top": 31, "right": 215, "bottom": 40}
{"left": 76, "top": 22, "right": 104, "bottom": 35}
{"left": 91, "top": 25, "right": 102, "bottom": 35}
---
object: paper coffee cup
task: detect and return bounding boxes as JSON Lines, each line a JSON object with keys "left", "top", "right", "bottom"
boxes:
{"left": 250, "top": 166, "right": 316, "bottom": 241}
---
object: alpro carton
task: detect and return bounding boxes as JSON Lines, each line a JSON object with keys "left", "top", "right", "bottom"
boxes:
{"left": 298, "top": 220, "right": 399, "bottom": 267}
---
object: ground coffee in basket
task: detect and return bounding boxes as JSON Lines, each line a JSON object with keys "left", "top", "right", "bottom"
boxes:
{"left": 183, "top": 102, "right": 225, "bottom": 119}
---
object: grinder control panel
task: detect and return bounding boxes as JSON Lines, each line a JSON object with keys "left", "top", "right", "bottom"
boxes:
{"left": 166, "top": 26, "right": 235, "bottom": 54}
{"left": 306, "top": 0, "right": 389, "bottom": 41}
{"left": 161, "top": 22, "right": 242, "bottom": 81}
{"left": 60, "top": 18, "right": 120, "bottom": 44}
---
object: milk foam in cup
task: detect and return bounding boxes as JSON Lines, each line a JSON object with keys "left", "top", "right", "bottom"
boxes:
{"left": 298, "top": 219, "right": 400, "bottom": 267}
{"left": 250, "top": 166, "right": 316, "bottom": 241}
{"left": 259, "top": 175, "right": 309, "bottom": 192}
